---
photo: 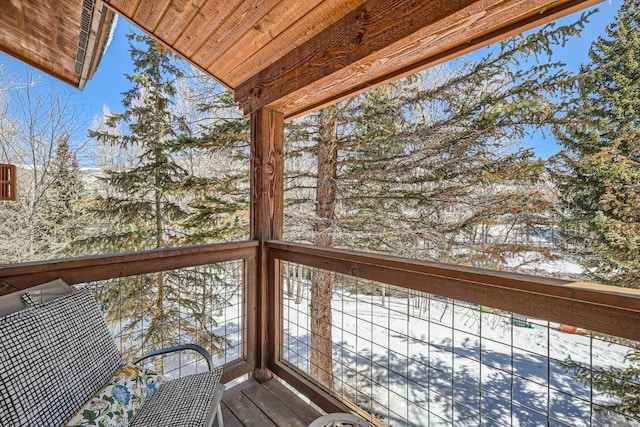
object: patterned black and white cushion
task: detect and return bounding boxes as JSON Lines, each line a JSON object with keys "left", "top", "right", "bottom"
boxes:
{"left": 20, "top": 291, "right": 39, "bottom": 308}
{"left": 0, "top": 289, "right": 122, "bottom": 426}
{"left": 130, "top": 368, "right": 224, "bottom": 427}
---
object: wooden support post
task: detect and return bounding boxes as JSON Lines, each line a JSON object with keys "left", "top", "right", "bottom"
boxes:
{"left": 250, "top": 107, "right": 284, "bottom": 382}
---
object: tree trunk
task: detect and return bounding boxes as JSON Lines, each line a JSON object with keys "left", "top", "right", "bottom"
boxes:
{"left": 295, "top": 264, "right": 304, "bottom": 305}
{"left": 154, "top": 174, "right": 165, "bottom": 373}
{"left": 285, "top": 262, "right": 293, "bottom": 297}
{"left": 154, "top": 270, "right": 165, "bottom": 373}
{"left": 310, "top": 106, "right": 338, "bottom": 389}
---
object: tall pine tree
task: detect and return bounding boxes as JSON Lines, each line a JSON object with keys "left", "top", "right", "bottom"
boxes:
{"left": 283, "top": 14, "right": 592, "bottom": 392}
{"left": 553, "top": 0, "right": 640, "bottom": 288}
{"left": 41, "top": 137, "right": 86, "bottom": 255}
{"left": 82, "top": 33, "right": 229, "bottom": 365}
{"left": 554, "top": 0, "right": 640, "bottom": 417}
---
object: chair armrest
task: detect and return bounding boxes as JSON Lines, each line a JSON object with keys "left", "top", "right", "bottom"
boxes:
{"left": 133, "top": 344, "right": 214, "bottom": 371}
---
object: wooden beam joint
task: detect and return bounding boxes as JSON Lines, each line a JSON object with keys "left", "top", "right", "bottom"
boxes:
{"left": 235, "top": 0, "right": 600, "bottom": 118}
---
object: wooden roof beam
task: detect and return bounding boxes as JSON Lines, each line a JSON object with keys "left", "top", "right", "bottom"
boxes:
{"left": 235, "top": 0, "right": 601, "bottom": 119}
{"left": 78, "top": 1, "right": 116, "bottom": 89}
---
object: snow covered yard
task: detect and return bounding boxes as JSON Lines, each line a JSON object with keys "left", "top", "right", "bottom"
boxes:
{"left": 283, "top": 280, "right": 639, "bottom": 426}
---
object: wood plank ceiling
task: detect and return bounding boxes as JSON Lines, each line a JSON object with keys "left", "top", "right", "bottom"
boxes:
{"left": 0, "top": 0, "right": 600, "bottom": 116}
{"left": 104, "top": 0, "right": 600, "bottom": 119}
{"left": 0, "top": 0, "right": 115, "bottom": 89}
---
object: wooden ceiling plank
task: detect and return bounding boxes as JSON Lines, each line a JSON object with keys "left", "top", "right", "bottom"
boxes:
{"left": 0, "top": 32, "right": 78, "bottom": 86}
{"left": 133, "top": 0, "right": 172, "bottom": 33}
{"left": 0, "top": 1, "right": 78, "bottom": 73}
{"left": 172, "top": 0, "right": 240, "bottom": 58}
{"left": 155, "top": 0, "right": 208, "bottom": 45}
{"left": 191, "top": 0, "right": 282, "bottom": 70}
{"left": 207, "top": 0, "right": 324, "bottom": 79}
{"left": 222, "top": 0, "right": 366, "bottom": 88}
{"left": 106, "top": 0, "right": 141, "bottom": 18}
{"left": 25, "top": 1, "right": 80, "bottom": 59}
{"left": 0, "top": 1, "right": 25, "bottom": 31}
{"left": 235, "top": 0, "right": 599, "bottom": 117}
{"left": 0, "top": 0, "right": 114, "bottom": 89}
{"left": 275, "top": 0, "right": 601, "bottom": 119}
{"left": 236, "top": 0, "right": 481, "bottom": 114}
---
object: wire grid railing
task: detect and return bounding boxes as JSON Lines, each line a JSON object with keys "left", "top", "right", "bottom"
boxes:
{"left": 75, "top": 259, "right": 245, "bottom": 379}
{"left": 281, "top": 261, "right": 640, "bottom": 426}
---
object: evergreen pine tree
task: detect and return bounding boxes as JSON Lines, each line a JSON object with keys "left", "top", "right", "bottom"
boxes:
{"left": 86, "top": 34, "right": 190, "bottom": 253}
{"left": 286, "top": 15, "right": 592, "bottom": 269}
{"left": 176, "top": 87, "right": 251, "bottom": 243}
{"left": 553, "top": 0, "right": 640, "bottom": 288}
{"left": 553, "top": 1, "right": 640, "bottom": 417}
{"left": 81, "top": 33, "right": 229, "bottom": 365}
{"left": 40, "top": 137, "right": 86, "bottom": 255}
{"left": 283, "top": 14, "right": 591, "bottom": 391}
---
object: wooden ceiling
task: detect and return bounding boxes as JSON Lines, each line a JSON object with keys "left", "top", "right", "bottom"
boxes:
{"left": 105, "top": 0, "right": 600, "bottom": 119}
{"left": 0, "top": 0, "right": 115, "bottom": 89}
{"left": 1, "top": 0, "right": 599, "bottom": 117}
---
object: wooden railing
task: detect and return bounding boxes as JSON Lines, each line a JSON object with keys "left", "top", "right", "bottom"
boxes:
{"left": 3, "top": 239, "right": 640, "bottom": 423}
{"left": 267, "top": 241, "right": 640, "bottom": 342}
{"left": 0, "top": 241, "right": 259, "bottom": 384}
{"left": 266, "top": 241, "right": 640, "bottom": 425}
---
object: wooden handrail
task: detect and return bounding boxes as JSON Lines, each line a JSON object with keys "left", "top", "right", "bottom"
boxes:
{"left": 0, "top": 241, "right": 259, "bottom": 293}
{"left": 0, "top": 240, "right": 260, "bottom": 384}
{"left": 266, "top": 240, "right": 640, "bottom": 343}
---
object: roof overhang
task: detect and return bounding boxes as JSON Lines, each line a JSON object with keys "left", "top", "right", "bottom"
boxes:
{"left": 103, "top": 0, "right": 600, "bottom": 119}
{"left": 0, "top": 0, "right": 115, "bottom": 89}
{"left": 0, "top": 0, "right": 600, "bottom": 115}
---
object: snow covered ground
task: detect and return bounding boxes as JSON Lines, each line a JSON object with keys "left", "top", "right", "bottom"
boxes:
{"left": 283, "top": 283, "right": 639, "bottom": 426}
{"left": 98, "top": 264, "right": 639, "bottom": 426}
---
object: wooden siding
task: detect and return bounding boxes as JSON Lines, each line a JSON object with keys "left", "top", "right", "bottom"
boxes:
{"left": 0, "top": 0, "right": 114, "bottom": 89}
{"left": 103, "top": 0, "right": 600, "bottom": 118}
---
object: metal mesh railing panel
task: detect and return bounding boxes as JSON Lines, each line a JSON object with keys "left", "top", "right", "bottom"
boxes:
{"left": 281, "top": 261, "right": 640, "bottom": 426}
{"left": 75, "top": 259, "right": 245, "bottom": 379}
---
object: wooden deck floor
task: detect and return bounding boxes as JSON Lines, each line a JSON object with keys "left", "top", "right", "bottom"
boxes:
{"left": 216, "top": 378, "right": 322, "bottom": 427}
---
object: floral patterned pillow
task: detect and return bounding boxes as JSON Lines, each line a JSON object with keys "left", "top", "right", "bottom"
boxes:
{"left": 64, "top": 364, "right": 163, "bottom": 427}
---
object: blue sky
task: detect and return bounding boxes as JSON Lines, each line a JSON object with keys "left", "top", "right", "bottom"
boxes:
{"left": 0, "top": 2, "right": 621, "bottom": 159}
{"left": 520, "top": 1, "right": 619, "bottom": 158}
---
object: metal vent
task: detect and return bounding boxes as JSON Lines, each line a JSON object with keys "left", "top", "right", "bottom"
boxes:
{"left": 0, "top": 164, "right": 17, "bottom": 201}
{"left": 75, "top": 0, "right": 95, "bottom": 75}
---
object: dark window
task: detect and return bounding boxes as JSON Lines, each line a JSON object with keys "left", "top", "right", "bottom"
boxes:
{"left": 0, "top": 164, "right": 17, "bottom": 201}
